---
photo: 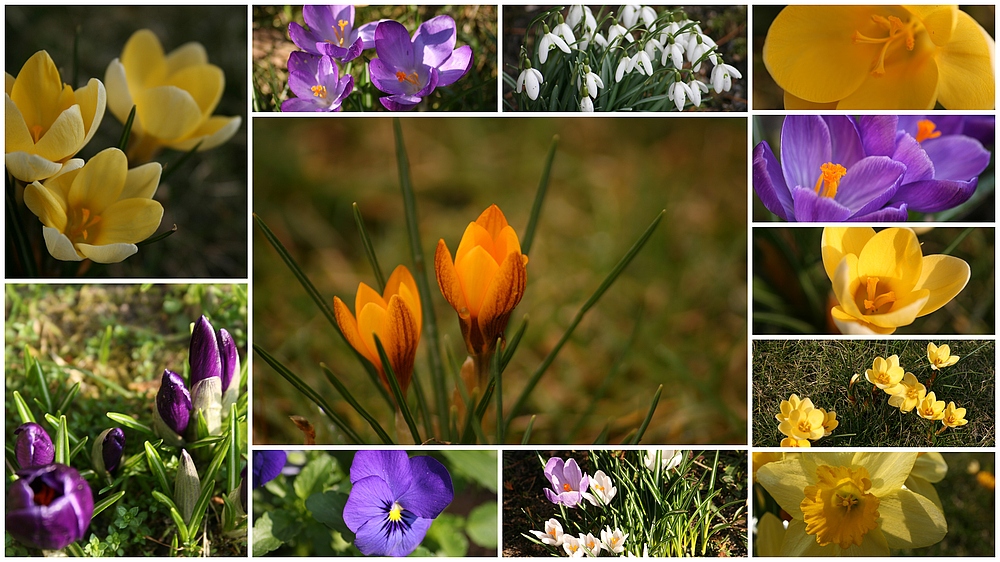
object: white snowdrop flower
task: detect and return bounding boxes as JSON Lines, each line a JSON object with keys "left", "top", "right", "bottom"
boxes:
{"left": 688, "top": 79, "right": 709, "bottom": 107}
{"left": 607, "top": 22, "right": 634, "bottom": 47}
{"left": 552, "top": 22, "right": 577, "bottom": 47}
{"left": 662, "top": 38, "right": 684, "bottom": 68}
{"left": 591, "top": 32, "right": 609, "bottom": 49}
{"left": 711, "top": 63, "right": 742, "bottom": 93}
{"left": 577, "top": 67, "right": 603, "bottom": 99}
{"left": 643, "top": 39, "right": 662, "bottom": 63}
{"left": 515, "top": 67, "right": 544, "bottom": 100}
{"left": 635, "top": 50, "right": 654, "bottom": 76}
{"left": 580, "top": 95, "right": 594, "bottom": 112}
{"left": 566, "top": 5, "right": 596, "bottom": 34}
{"left": 529, "top": 518, "right": 565, "bottom": 546}
{"left": 639, "top": 6, "right": 659, "bottom": 30}
{"left": 668, "top": 81, "right": 690, "bottom": 111}
{"left": 615, "top": 55, "right": 634, "bottom": 83}
{"left": 538, "top": 30, "right": 571, "bottom": 64}
{"left": 601, "top": 527, "right": 628, "bottom": 554}
{"left": 620, "top": 5, "right": 642, "bottom": 28}
{"left": 579, "top": 533, "right": 604, "bottom": 556}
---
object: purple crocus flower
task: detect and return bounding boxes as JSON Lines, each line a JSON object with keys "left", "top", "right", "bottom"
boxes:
{"left": 369, "top": 16, "right": 473, "bottom": 111}
{"left": 93, "top": 428, "right": 126, "bottom": 474}
{"left": 6, "top": 463, "right": 94, "bottom": 550}
{"left": 288, "top": 5, "right": 378, "bottom": 62}
{"left": 14, "top": 422, "right": 55, "bottom": 469}
{"left": 253, "top": 450, "right": 288, "bottom": 488}
{"left": 543, "top": 457, "right": 589, "bottom": 508}
{"left": 754, "top": 115, "right": 909, "bottom": 221}
{"left": 281, "top": 52, "right": 353, "bottom": 112}
{"left": 190, "top": 315, "right": 222, "bottom": 387}
{"left": 156, "top": 369, "right": 192, "bottom": 436}
{"left": 343, "top": 450, "right": 453, "bottom": 556}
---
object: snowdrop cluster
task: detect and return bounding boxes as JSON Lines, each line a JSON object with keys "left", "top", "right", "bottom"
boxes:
{"left": 513, "top": 5, "right": 741, "bottom": 111}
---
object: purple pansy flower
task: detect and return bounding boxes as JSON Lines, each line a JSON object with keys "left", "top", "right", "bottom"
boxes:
{"left": 343, "top": 450, "right": 453, "bottom": 556}
{"left": 543, "top": 457, "right": 589, "bottom": 508}
{"left": 253, "top": 451, "right": 288, "bottom": 488}
{"left": 281, "top": 52, "right": 353, "bottom": 112}
{"left": 288, "top": 5, "right": 378, "bottom": 62}
{"left": 754, "top": 115, "right": 909, "bottom": 221}
{"left": 369, "top": 16, "right": 473, "bottom": 111}
{"left": 14, "top": 422, "right": 55, "bottom": 469}
{"left": 6, "top": 464, "right": 94, "bottom": 550}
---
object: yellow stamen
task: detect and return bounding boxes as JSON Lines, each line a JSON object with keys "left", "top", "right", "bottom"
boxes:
{"left": 332, "top": 19, "right": 350, "bottom": 46}
{"left": 395, "top": 70, "right": 421, "bottom": 85}
{"left": 801, "top": 465, "right": 880, "bottom": 548}
{"left": 852, "top": 15, "right": 918, "bottom": 76}
{"left": 915, "top": 119, "right": 942, "bottom": 143}
{"left": 813, "top": 162, "right": 847, "bottom": 199}
{"left": 311, "top": 85, "right": 328, "bottom": 99}
{"left": 68, "top": 207, "right": 102, "bottom": 242}
{"left": 387, "top": 502, "right": 403, "bottom": 522}
{"left": 864, "top": 277, "right": 896, "bottom": 313}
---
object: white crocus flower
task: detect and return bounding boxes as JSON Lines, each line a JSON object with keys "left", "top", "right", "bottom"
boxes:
{"left": 515, "top": 67, "right": 544, "bottom": 100}
{"left": 562, "top": 535, "right": 585, "bottom": 557}
{"left": 711, "top": 63, "right": 742, "bottom": 93}
{"left": 529, "top": 518, "right": 565, "bottom": 546}
{"left": 615, "top": 55, "right": 634, "bottom": 83}
{"left": 580, "top": 95, "right": 594, "bottom": 112}
{"left": 579, "top": 533, "right": 604, "bottom": 556}
{"left": 607, "top": 22, "right": 634, "bottom": 47}
{"left": 668, "top": 81, "right": 690, "bottom": 111}
{"left": 584, "top": 469, "right": 617, "bottom": 506}
{"left": 601, "top": 527, "right": 628, "bottom": 554}
{"left": 577, "top": 67, "right": 603, "bottom": 99}
{"left": 688, "top": 79, "right": 709, "bottom": 107}
{"left": 538, "top": 30, "right": 571, "bottom": 64}
{"left": 644, "top": 449, "right": 684, "bottom": 470}
{"left": 635, "top": 50, "right": 654, "bottom": 76}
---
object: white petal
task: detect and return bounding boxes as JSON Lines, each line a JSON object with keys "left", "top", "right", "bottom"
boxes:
{"left": 41, "top": 227, "right": 83, "bottom": 261}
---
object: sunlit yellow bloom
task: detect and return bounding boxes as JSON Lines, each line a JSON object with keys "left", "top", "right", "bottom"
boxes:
{"left": 915, "top": 391, "right": 946, "bottom": 420}
{"left": 905, "top": 452, "right": 948, "bottom": 511}
{"left": 864, "top": 355, "right": 904, "bottom": 392}
{"left": 23, "top": 147, "right": 162, "bottom": 263}
{"left": 820, "top": 409, "right": 839, "bottom": 436}
{"left": 764, "top": 6, "right": 995, "bottom": 109}
{"left": 756, "top": 512, "right": 787, "bottom": 557}
{"left": 821, "top": 227, "right": 970, "bottom": 335}
{"left": 753, "top": 452, "right": 784, "bottom": 481}
{"left": 104, "top": 29, "right": 241, "bottom": 162}
{"left": 781, "top": 437, "right": 811, "bottom": 448}
{"left": 778, "top": 398, "right": 826, "bottom": 441}
{"left": 333, "top": 265, "right": 421, "bottom": 395}
{"left": 886, "top": 372, "right": 925, "bottom": 413}
{"left": 756, "top": 452, "right": 947, "bottom": 555}
{"left": 776, "top": 394, "right": 803, "bottom": 424}
{"left": 435, "top": 204, "right": 528, "bottom": 357}
{"left": 6, "top": 50, "right": 106, "bottom": 182}
{"left": 927, "top": 342, "right": 960, "bottom": 370}
{"left": 940, "top": 401, "right": 967, "bottom": 428}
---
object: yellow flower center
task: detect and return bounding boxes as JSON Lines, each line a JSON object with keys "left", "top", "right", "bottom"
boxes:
{"left": 396, "top": 70, "right": 421, "bottom": 85}
{"left": 594, "top": 484, "right": 604, "bottom": 492}
{"left": 67, "top": 207, "right": 102, "bottom": 243}
{"left": 387, "top": 501, "right": 404, "bottom": 522}
{"left": 609, "top": 537, "right": 619, "bottom": 547}
{"left": 801, "top": 465, "right": 880, "bottom": 548}
{"left": 30, "top": 124, "right": 46, "bottom": 143}
{"left": 568, "top": 543, "right": 579, "bottom": 553}
{"left": 852, "top": 14, "right": 919, "bottom": 76}
{"left": 548, "top": 528, "right": 557, "bottom": 537}
{"left": 311, "top": 85, "right": 327, "bottom": 99}
{"left": 814, "top": 162, "right": 847, "bottom": 199}
{"left": 332, "top": 19, "right": 349, "bottom": 46}
{"left": 862, "top": 276, "right": 896, "bottom": 314}
{"left": 915, "top": 119, "right": 942, "bottom": 143}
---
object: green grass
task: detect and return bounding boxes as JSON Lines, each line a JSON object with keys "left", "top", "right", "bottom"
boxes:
{"left": 753, "top": 340, "right": 995, "bottom": 446}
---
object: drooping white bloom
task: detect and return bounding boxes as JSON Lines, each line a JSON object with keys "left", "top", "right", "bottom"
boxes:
{"left": 607, "top": 22, "right": 634, "bottom": 47}
{"left": 644, "top": 449, "right": 684, "bottom": 470}
{"left": 580, "top": 96, "right": 594, "bottom": 112}
{"left": 639, "top": 6, "right": 659, "bottom": 29}
{"left": 686, "top": 33, "right": 716, "bottom": 71}
{"left": 577, "top": 67, "right": 604, "bottom": 99}
{"left": 711, "top": 63, "right": 742, "bottom": 93}
{"left": 567, "top": 5, "right": 597, "bottom": 48}
{"left": 620, "top": 5, "right": 643, "bottom": 29}
{"left": 615, "top": 55, "right": 634, "bottom": 83}
{"left": 688, "top": 79, "right": 709, "bottom": 107}
{"left": 634, "top": 50, "right": 654, "bottom": 76}
{"left": 663, "top": 38, "right": 685, "bottom": 68}
{"left": 584, "top": 469, "right": 617, "bottom": 506}
{"left": 552, "top": 22, "right": 577, "bottom": 47}
{"left": 667, "top": 81, "right": 691, "bottom": 111}
{"left": 516, "top": 67, "right": 544, "bottom": 100}
{"left": 601, "top": 527, "right": 628, "bottom": 554}
{"left": 529, "top": 518, "right": 565, "bottom": 546}
{"left": 538, "top": 31, "right": 571, "bottom": 64}
{"left": 579, "top": 533, "right": 604, "bottom": 556}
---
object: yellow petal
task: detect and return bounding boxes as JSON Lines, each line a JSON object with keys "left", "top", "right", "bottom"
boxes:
{"left": 357, "top": 301, "right": 388, "bottom": 367}
{"left": 914, "top": 254, "right": 970, "bottom": 316}
{"left": 41, "top": 227, "right": 83, "bottom": 261}
{"left": 5, "top": 151, "right": 63, "bottom": 183}
{"left": 383, "top": 294, "right": 419, "bottom": 393}
{"left": 165, "top": 64, "right": 224, "bottom": 117}
{"left": 821, "top": 227, "right": 875, "bottom": 281}
{"left": 91, "top": 198, "right": 163, "bottom": 245}
{"left": 121, "top": 29, "right": 167, "bottom": 92}
{"left": 167, "top": 115, "right": 241, "bottom": 152}
{"left": 68, "top": 148, "right": 127, "bottom": 213}
{"left": 384, "top": 265, "right": 422, "bottom": 332}
{"left": 866, "top": 289, "right": 928, "bottom": 328}
{"left": 934, "top": 10, "right": 995, "bottom": 109}
{"left": 755, "top": 512, "right": 785, "bottom": 557}
{"left": 474, "top": 204, "right": 510, "bottom": 239}
{"left": 831, "top": 254, "right": 865, "bottom": 318}
{"left": 103, "top": 59, "right": 136, "bottom": 126}
{"left": 455, "top": 221, "right": 494, "bottom": 264}
{"left": 5, "top": 93, "right": 33, "bottom": 153}
{"left": 134, "top": 85, "right": 203, "bottom": 142}
{"left": 120, "top": 162, "right": 162, "bottom": 200}
{"left": 23, "top": 181, "right": 68, "bottom": 230}
{"left": 756, "top": 459, "right": 812, "bottom": 519}
{"left": 10, "top": 51, "right": 73, "bottom": 131}
{"left": 904, "top": 5, "right": 958, "bottom": 46}
{"left": 855, "top": 228, "right": 923, "bottom": 293}
{"left": 878, "top": 489, "right": 948, "bottom": 549}
{"left": 355, "top": 282, "right": 386, "bottom": 320}
{"left": 831, "top": 306, "right": 896, "bottom": 335}
{"left": 333, "top": 296, "right": 377, "bottom": 366}
{"left": 455, "top": 245, "right": 500, "bottom": 318}
{"left": 477, "top": 250, "right": 528, "bottom": 344}
{"left": 781, "top": 519, "right": 839, "bottom": 556}
{"left": 853, "top": 452, "right": 916, "bottom": 496}
{"left": 905, "top": 475, "right": 943, "bottom": 511}
{"left": 783, "top": 91, "right": 838, "bottom": 110}
{"left": 836, "top": 44, "right": 938, "bottom": 109}
{"left": 165, "top": 42, "right": 208, "bottom": 74}
{"left": 74, "top": 78, "right": 106, "bottom": 147}
{"left": 76, "top": 242, "right": 139, "bottom": 264}
{"left": 5, "top": 72, "right": 14, "bottom": 94}
{"left": 435, "top": 239, "right": 468, "bottom": 315}
{"left": 32, "top": 104, "right": 85, "bottom": 162}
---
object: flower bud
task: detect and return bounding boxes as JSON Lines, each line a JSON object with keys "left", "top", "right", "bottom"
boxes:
{"left": 191, "top": 376, "right": 223, "bottom": 436}
{"left": 14, "top": 422, "right": 55, "bottom": 469}
{"left": 189, "top": 315, "right": 222, "bottom": 387}
{"left": 91, "top": 428, "right": 126, "bottom": 475}
{"left": 156, "top": 369, "right": 192, "bottom": 437}
{"left": 174, "top": 450, "right": 201, "bottom": 524}
{"left": 5, "top": 463, "right": 94, "bottom": 550}
{"left": 219, "top": 327, "right": 240, "bottom": 412}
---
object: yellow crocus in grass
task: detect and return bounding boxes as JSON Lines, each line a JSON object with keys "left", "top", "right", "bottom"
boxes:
{"left": 821, "top": 227, "right": 970, "bottom": 335}
{"left": 940, "top": 401, "right": 968, "bottom": 428}
{"left": 864, "top": 355, "right": 904, "bottom": 392}
{"left": 756, "top": 452, "right": 947, "bottom": 555}
{"left": 435, "top": 204, "right": 529, "bottom": 360}
{"left": 887, "top": 372, "right": 925, "bottom": 413}
{"left": 104, "top": 29, "right": 241, "bottom": 162}
{"left": 763, "top": 6, "right": 994, "bottom": 109}
{"left": 927, "top": 342, "right": 959, "bottom": 370}
{"left": 778, "top": 397, "right": 826, "bottom": 441}
{"left": 775, "top": 393, "right": 802, "bottom": 424}
{"left": 820, "top": 409, "right": 838, "bottom": 436}
{"left": 915, "top": 391, "right": 946, "bottom": 420}
{"left": 6, "top": 51, "right": 106, "bottom": 182}
{"left": 333, "top": 265, "right": 421, "bottom": 395}
{"left": 23, "top": 147, "right": 162, "bottom": 263}
{"left": 781, "top": 437, "right": 811, "bottom": 448}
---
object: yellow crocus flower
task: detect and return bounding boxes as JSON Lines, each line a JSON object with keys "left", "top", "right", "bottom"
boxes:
{"left": 940, "top": 401, "right": 968, "bottom": 428}
{"left": 864, "top": 355, "right": 905, "bottom": 392}
{"left": 778, "top": 398, "right": 826, "bottom": 441}
{"left": 927, "top": 342, "right": 960, "bottom": 370}
{"left": 821, "top": 227, "right": 970, "bottom": 335}
{"left": 104, "top": 29, "right": 241, "bottom": 162}
{"left": 887, "top": 372, "right": 925, "bottom": 413}
{"left": 22, "top": 147, "right": 162, "bottom": 263}
{"left": 763, "top": 5, "right": 994, "bottom": 109}
{"left": 6, "top": 51, "right": 106, "bottom": 182}
{"left": 333, "top": 265, "right": 421, "bottom": 395}
{"left": 916, "top": 391, "right": 946, "bottom": 420}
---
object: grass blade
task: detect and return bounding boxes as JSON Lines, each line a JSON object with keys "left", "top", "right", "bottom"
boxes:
{"left": 227, "top": 404, "right": 240, "bottom": 494}
{"left": 93, "top": 491, "right": 126, "bottom": 518}
{"left": 320, "top": 364, "right": 394, "bottom": 444}
{"left": 56, "top": 382, "right": 81, "bottom": 416}
{"left": 186, "top": 478, "right": 216, "bottom": 539}
{"left": 499, "top": 316, "right": 528, "bottom": 373}
{"left": 521, "top": 135, "right": 558, "bottom": 255}
{"left": 629, "top": 384, "right": 663, "bottom": 444}
{"left": 55, "top": 415, "right": 70, "bottom": 465}
{"left": 144, "top": 441, "right": 172, "bottom": 495}
{"left": 13, "top": 391, "right": 37, "bottom": 424}
{"left": 117, "top": 105, "right": 137, "bottom": 151}
{"left": 374, "top": 335, "right": 421, "bottom": 444}
{"left": 352, "top": 202, "right": 386, "bottom": 292}
{"left": 107, "top": 412, "right": 155, "bottom": 436}
{"left": 493, "top": 339, "right": 504, "bottom": 444}
{"left": 521, "top": 415, "right": 536, "bottom": 444}
{"left": 29, "top": 359, "right": 53, "bottom": 413}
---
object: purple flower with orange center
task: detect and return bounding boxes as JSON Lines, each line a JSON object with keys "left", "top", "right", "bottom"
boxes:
{"left": 281, "top": 52, "right": 353, "bottom": 113}
{"left": 543, "top": 457, "right": 589, "bottom": 508}
{"left": 288, "top": 5, "right": 377, "bottom": 62}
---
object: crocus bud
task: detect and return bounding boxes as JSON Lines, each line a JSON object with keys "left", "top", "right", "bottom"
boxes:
{"left": 174, "top": 450, "right": 201, "bottom": 524}
{"left": 189, "top": 316, "right": 222, "bottom": 387}
{"left": 252, "top": 451, "right": 287, "bottom": 488}
{"left": 218, "top": 328, "right": 240, "bottom": 412}
{"left": 156, "top": 369, "right": 192, "bottom": 437}
{"left": 91, "top": 428, "right": 126, "bottom": 475}
{"left": 5, "top": 463, "right": 94, "bottom": 550}
{"left": 14, "top": 422, "right": 55, "bottom": 469}
{"left": 190, "top": 376, "right": 223, "bottom": 436}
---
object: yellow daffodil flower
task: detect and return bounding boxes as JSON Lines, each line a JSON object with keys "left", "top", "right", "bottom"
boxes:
{"left": 756, "top": 452, "right": 947, "bottom": 555}
{"left": 104, "top": 29, "right": 241, "bottom": 162}
{"left": 940, "top": 401, "right": 968, "bottom": 428}
{"left": 435, "top": 204, "right": 529, "bottom": 359}
{"left": 781, "top": 437, "right": 811, "bottom": 448}
{"left": 753, "top": 452, "right": 784, "bottom": 482}
{"left": 755, "top": 512, "right": 787, "bottom": 557}
{"left": 6, "top": 51, "right": 106, "bottom": 182}
{"left": 916, "top": 391, "right": 946, "bottom": 420}
{"left": 775, "top": 393, "right": 803, "bottom": 424}
{"left": 905, "top": 452, "right": 948, "bottom": 511}
{"left": 864, "top": 355, "right": 905, "bottom": 392}
{"left": 778, "top": 397, "right": 826, "bottom": 441}
{"left": 333, "top": 265, "right": 421, "bottom": 395}
{"left": 22, "top": 147, "right": 162, "bottom": 263}
{"left": 821, "top": 227, "right": 970, "bottom": 335}
{"left": 887, "top": 372, "right": 925, "bottom": 413}
{"left": 927, "top": 342, "right": 960, "bottom": 370}
{"left": 763, "top": 6, "right": 995, "bottom": 109}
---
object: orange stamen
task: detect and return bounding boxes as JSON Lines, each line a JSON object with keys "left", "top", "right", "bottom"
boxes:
{"left": 311, "top": 85, "right": 328, "bottom": 99}
{"left": 915, "top": 119, "right": 942, "bottom": 143}
{"left": 864, "top": 277, "right": 896, "bottom": 313}
{"left": 332, "top": 19, "right": 350, "bottom": 46}
{"left": 395, "top": 70, "right": 421, "bottom": 85}
{"left": 852, "top": 14, "right": 917, "bottom": 76}
{"left": 562, "top": 483, "right": 571, "bottom": 491}
{"left": 813, "top": 162, "right": 848, "bottom": 199}
{"left": 34, "top": 484, "right": 56, "bottom": 506}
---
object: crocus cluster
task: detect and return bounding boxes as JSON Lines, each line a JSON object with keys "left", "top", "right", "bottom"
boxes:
{"left": 282, "top": 5, "right": 472, "bottom": 111}
{"left": 642, "top": 449, "right": 683, "bottom": 472}
{"left": 530, "top": 522, "right": 628, "bottom": 557}
{"left": 775, "top": 394, "right": 838, "bottom": 447}
{"left": 513, "top": 5, "right": 742, "bottom": 111}
{"left": 754, "top": 115, "right": 993, "bottom": 221}
{"left": 155, "top": 315, "right": 241, "bottom": 443}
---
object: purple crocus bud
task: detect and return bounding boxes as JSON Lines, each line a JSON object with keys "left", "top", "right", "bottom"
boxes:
{"left": 288, "top": 5, "right": 378, "bottom": 61}
{"left": 156, "top": 369, "right": 192, "bottom": 436}
{"left": 189, "top": 315, "right": 222, "bottom": 387}
{"left": 252, "top": 450, "right": 288, "bottom": 488}
{"left": 543, "top": 457, "right": 589, "bottom": 508}
{"left": 218, "top": 328, "right": 239, "bottom": 393}
{"left": 343, "top": 451, "right": 453, "bottom": 556}
{"left": 369, "top": 16, "right": 473, "bottom": 111}
{"left": 281, "top": 52, "right": 354, "bottom": 113}
{"left": 5, "top": 463, "right": 94, "bottom": 550}
{"left": 92, "top": 428, "right": 126, "bottom": 475}
{"left": 13, "top": 422, "right": 55, "bottom": 469}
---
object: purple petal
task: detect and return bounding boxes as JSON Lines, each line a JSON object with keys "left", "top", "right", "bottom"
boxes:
{"left": 302, "top": 5, "right": 354, "bottom": 40}
{"left": 345, "top": 475, "right": 433, "bottom": 557}
{"left": 379, "top": 93, "right": 423, "bottom": 111}
{"left": 897, "top": 116, "right": 965, "bottom": 138}
{"left": 836, "top": 156, "right": 905, "bottom": 215}
{"left": 287, "top": 51, "right": 320, "bottom": 76}
{"left": 544, "top": 457, "right": 565, "bottom": 486}
{"left": 857, "top": 115, "right": 898, "bottom": 157}
{"left": 14, "top": 422, "right": 54, "bottom": 469}
{"left": 288, "top": 21, "right": 324, "bottom": 55}
{"left": 891, "top": 178, "right": 978, "bottom": 213}
{"left": 369, "top": 59, "right": 409, "bottom": 95}
{"left": 822, "top": 115, "right": 864, "bottom": 168}
{"left": 780, "top": 116, "right": 831, "bottom": 192}
{"left": 396, "top": 456, "right": 453, "bottom": 519}
{"left": 357, "top": 20, "right": 384, "bottom": 49}
{"left": 557, "top": 491, "right": 583, "bottom": 507}
{"left": 892, "top": 132, "right": 934, "bottom": 183}
{"left": 790, "top": 187, "right": 853, "bottom": 222}
{"left": 253, "top": 451, "right": 287, "bottom": 488}
{"left": 413, "top": 15, "right": 458, "bottom": 68}
{"left": 851, "top": 202, "right": 909, "bottom": 221}
{"left": 189, "top": 316, "right": 222, "bottom": 386}
{"left": 375, "top": 20, "right": 417, "bottom": 69}
{"left": 544, "top": 488, "right": 561, "bottom": 504}
{"left": 6, "top": 464, "right": 94, "bottom": 550}
{"left": 922, "top": 136, "right": 991, "bottom": 181}
{"left": 101, "top": 428, "right": 126, "bottom": 474}
{"left": 960, "top": 116, "right": 995, "bottom": 146}
{"left": 562, "top": 458, "right": 583, "bottom": 486}
{"left": 218, "top": 329, "right": 238, "bottom": 393}
{"left": 281, "top": 97, "right": 329, "bottom": 112}
{"left": 350, "top": 450, "right": 413, "bottom": 497}
{"left": 156, "top": 369, "right": 191, "bottom": 435}
{"left": 752, "top": 141, "right": 791, "bottom": 220}
{"left": 435, "top": 45, "right": 473, "bottom": 88}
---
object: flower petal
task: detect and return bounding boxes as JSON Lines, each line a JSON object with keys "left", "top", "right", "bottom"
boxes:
{"left": 922, "top": 135, "right": 991, "bottom": 181}
{"left": 752, "top": 141, "right": 792, "bottom": 220}
{"left": 89, "top": 198, "right": 163, "bottom": 245}
{"left": 168, "top": 115, "right": 241, "bottom": 152}
{"left": 119, "top": 162, "right": 162, "bottom": 200}
{"left": 780, "top": 115, "right": 831, "bottom": 191}
{"left": 436, "top": 45, "right": 473, "bottom": 88}
{"left": 74, "top": 78, "right": 106, "bottom": 148}
{"left": 914, "top": 254, "right": 970, "bottom": 316}
{"left": 837, "top": 47, "right": 938, "bottom": 110}
{"left": 413, "top": 15, "right": 458, "bottom": 68}
{"left": 374, "top": 20, "right": 416, "bottom": 69}
{"left": 333, "top": 296, "right": 378, "bottom": 366}
{"left": 68, "top": 147, "right": 128, "bottom": 213}
{"left": 435, "top": 239, "right": 468, "bottom": 315}
{"left": 134, "top": 85, "right": 203, "bottom": 142}
{"left": 41, "top": 227, "right": 83, "bottom": 261}
{"left": 164, "top": 64, "right": 224, "bottom": 119}
{"left": 383, "top": 294, "right": 419, "bottom": 392}
{"left": 103, "top": 59, "right": 135, "bottom": 126}
{"left": 822, "top": 115, "right": 865, "bottom": 168}
{"left": 76, "top": 242, "right": 138, "bottom": 264}
{"left": 349, "top": 450, "right": 412, "bottom": 488}
{"left": 855, "top": 228, "right": 923, "bottom": 293}
{"left": 892, "top": 178, "right": 978, "bottom": 213}
{"left": 821, "top": 226, "right": 875, "bottom": 281}
{"left": 396, "top": 455, "right": 453, "bottom": 518}
{"left": 790, "top": 186, "right": 853, "bottom": 221}
{"left": 455, "top": 245, "right": 500, "bottom": 318}
{"left": 934, "top": 11, "right": 995, "bottom": 110}
{"left": 32, "top": 104, "right": 85, "bottom": 162}
{"left": 756, "top": 459, "right": 814, "bottom": 519}
{"left": 121, "top": 29, "right": 167, "bottom": 91}
{"left": 835, "top": 156, "right": 905, "bottom": 215}
{"left": 23, "top": 181, "right": 68, "bottom": 230}
{"left": 879, "top": 488, "right": 948, "bottom": 549}
{"left": 5, "top": 93, "right": 33, "bottom": 153}
{"left": 5, "top": 151, "right": 64, "bottom": 183}
{"left": 853, "top": 452, "right": 915, "bottom": 496}
{"left": 164, "top": 41, "right": 208, "bottom": 74}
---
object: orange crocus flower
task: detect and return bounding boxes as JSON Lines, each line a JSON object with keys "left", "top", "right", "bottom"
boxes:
{"left": 434, "top": 204, "right": 528, "bottom": 358}
{"left": 333, "top": 265, "right": 421, "bottom": 394}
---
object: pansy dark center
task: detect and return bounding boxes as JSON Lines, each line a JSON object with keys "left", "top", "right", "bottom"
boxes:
{"left": 814, "top": 162, "right": 847, "bottom": 199}
{"left": 851, "top": 14, "right": 919, "bottom": 76}
{"left": 380, "top": 499, "right": 416, "bottom": 538}
{"left": 862, "top": 276, "right": 896, "bottom": 314}
{"left": 30, "top": 480, "right": 59, "bottom": 506}
{"left": 915, "top": 120, "right": 942, "bottom": 143}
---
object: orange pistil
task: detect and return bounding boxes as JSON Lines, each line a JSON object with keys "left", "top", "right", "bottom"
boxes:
{"left": 915, "top": 119, "right": 942, "bottom": 143}
{"left": 311, "top": 84, "right": 328, "bottom": 99}
{"left": 562, "top": 483, "right": 571, "bottom": 492}
{"left": 813, "top": 162, "right": 847, "bottom": 199}
{"left": 863, "top": 277, "right": 896, "bottom": 313}
{"left": 395, "top": 70, "right": 421, "bottom": 85}
{"left": 852, "top": 15, "right": 917, "bottom": 76}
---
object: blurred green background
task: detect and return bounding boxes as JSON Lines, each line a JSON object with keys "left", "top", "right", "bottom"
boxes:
{"left": 252, "top": 117, "right": 747, "bottom": 445}
{"left": 6, "top": 6, "right": 247, "bottom": 278}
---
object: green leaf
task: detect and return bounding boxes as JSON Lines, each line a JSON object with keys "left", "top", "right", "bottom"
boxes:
{"left": 13, "top": 391, "right": 37, "bottom": 424}
{"left": 521, "top": 135, "right": 558, "bottom": 255}
{"left": 186, "top": 478, "right": 216, "bottom": 537}
{"left": 352, "top": 202, "right": 386, "bottom": 292}
{"left": 630, "top": 384, "right": 663, "bottom": 445}
{"left": 117, "top": 105, "right": 136, "bottom": 150}
{"left": 106, "top": 412, "right": 154, "bottom": 436}
{"left": 56, "top": 382, "right": 81, "bottom": 416}
{"left": 466, "top": 502, "right": 498, "bottom": 549}
{"left": 144, "top": 441, "right": 172, "bottom": 495}
{"left": 305, "top": 490, "right": 352, "bottom": 535}
{"left": 424, "top": 513, "right": 468, "bottom": 557}
{"left": 227, "top": 404, "right": 240, "bottom": 493}
{"left": 55, "top": 415, "right": 70, "bottom": 465}
{"left": 294, "top": 454, "right": 335, "bottom": 500}
{"left": 320, "top": 364, "right": 394, "bottom": 444}
{"left": 374, "top": 335, "right": 421, "bottom": 444}
{"left": 29, "top": 357, "right": 53, "bottom": 413}
{"left": 252, "top": 513, "right": 284, "bottom": 557}
{"left": 441, "top": 450, "right": 497, "bottom": 493}
{"left": 93, "top": 491, "right": 126, "bottom": 518}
